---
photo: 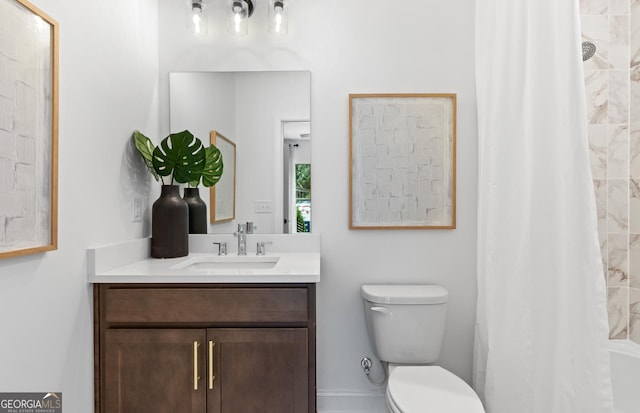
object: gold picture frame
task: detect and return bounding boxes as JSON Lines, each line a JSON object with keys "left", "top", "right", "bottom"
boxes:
{"left": 349, "top": 94, "right": 456, "bottom": 229}
{"left": 210, "top": 131, "right": 236, "bottom": 223}
{"left": 0, "top": 0, "right": 58, "bottom": 258}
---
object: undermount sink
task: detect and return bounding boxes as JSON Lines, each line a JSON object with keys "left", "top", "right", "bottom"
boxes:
{"left": 171, "top": 255, "right": 280, "bottom": 271}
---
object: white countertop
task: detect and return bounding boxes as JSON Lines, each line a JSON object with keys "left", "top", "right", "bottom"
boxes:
{"left": 88, "top": 234, "right": 321, "bottom": 284}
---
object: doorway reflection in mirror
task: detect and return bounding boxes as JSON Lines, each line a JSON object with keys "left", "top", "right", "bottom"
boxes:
{"left": 282, "top": 121, "right": 311, "bottom": 233}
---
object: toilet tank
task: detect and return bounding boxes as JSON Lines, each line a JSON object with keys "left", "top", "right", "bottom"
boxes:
{"left": 361, "top": 284, "right": 448, "bottom": 364}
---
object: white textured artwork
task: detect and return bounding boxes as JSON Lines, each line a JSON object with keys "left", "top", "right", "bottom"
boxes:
{"left": 350, "top": 95, "right": 456, "bottom": 229}
{"left": 0, "top": 0, "right": 55, "bottom": 255}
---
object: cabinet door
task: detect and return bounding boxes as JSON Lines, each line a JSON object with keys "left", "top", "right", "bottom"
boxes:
{"left": 103, "top": 329, "right": 206, "bottom": 413}
{"left": 207, "top": 328, "right": 308, "bottom": 413}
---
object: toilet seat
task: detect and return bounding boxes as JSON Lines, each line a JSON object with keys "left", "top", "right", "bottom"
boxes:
{"left": 386, "top": 366, "right": 485, "bottom": 413}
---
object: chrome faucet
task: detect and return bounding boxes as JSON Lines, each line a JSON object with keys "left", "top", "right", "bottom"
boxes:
{"left": 234, "top": 223, "right": 247, "bottom": 256}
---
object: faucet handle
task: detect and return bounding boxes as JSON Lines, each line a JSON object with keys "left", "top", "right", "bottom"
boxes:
{"left": 213, "top": 242, "right": 227, "bottom": 256}
{"left": 256, "top": 241, "right": 273, "bottom": 256}
{"left": 234, "top": 223, "right": 246, "bottom": 236}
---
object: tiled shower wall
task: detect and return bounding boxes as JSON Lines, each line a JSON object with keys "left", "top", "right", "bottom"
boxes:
{"left": 581, "top": 0, "right": 640, "bottom": 343}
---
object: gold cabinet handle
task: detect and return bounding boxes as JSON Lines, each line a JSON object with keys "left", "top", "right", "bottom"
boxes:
{"left": 193, "top": 341, "right": 200, "bottom": 390}
{"left": 208, "top": 341, "right": 216, "bottom": 389}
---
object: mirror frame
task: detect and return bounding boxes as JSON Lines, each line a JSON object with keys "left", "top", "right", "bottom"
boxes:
{"left": 210, "top": 130, "right": 236, "bottom": 223}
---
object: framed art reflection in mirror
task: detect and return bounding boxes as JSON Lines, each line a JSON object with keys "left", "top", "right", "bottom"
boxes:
{"left": 210, "top": 131, "right": 236, "bottom": 223}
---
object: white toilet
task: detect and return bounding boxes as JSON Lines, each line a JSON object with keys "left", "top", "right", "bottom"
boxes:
{"left": 361, "top": 284, "right": 485, "bottom": 413}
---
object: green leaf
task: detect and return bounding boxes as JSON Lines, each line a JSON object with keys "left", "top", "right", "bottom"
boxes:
{"left": 152, "top": 130, "right": 206, "bottom": 184}
{"left": 201, "top": 144, "right": 224, "bottom": 187}
{"left": 132, "top": 130, "right": 160, "bottom": 182}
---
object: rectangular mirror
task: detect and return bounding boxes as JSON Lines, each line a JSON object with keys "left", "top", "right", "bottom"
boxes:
{"left": 169, "top": 71, "right": 311, "bottom": 234}
{"left": 210, "top": 131, "right": 236, "bottom": 223}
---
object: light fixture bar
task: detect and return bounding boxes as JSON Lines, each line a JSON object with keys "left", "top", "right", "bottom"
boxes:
{"left": 187, "top": 0, "right": 287, "bottom": 37}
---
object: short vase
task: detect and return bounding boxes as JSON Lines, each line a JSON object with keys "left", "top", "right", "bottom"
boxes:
{"left": 183, "top": 187, "right": 207, "bottom": 234}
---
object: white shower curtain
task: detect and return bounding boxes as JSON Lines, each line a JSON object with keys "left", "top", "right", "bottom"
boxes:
{"left": 473, "top": 1, "right": 614, "bottom": 412}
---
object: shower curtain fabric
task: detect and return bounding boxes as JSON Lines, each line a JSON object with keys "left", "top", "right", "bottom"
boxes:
{"left": 473, "top": 1, "right": 614, "bottom": 413}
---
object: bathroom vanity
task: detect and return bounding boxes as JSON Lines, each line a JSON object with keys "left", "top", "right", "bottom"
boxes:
{"left": 89, "top": 235, "right": 320, "bottom": 413}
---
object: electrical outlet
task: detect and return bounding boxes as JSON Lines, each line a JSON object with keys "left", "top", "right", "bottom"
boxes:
{"left": 133, "top": 198, "right": 143, "bottom": 222}
{"left": 255, "top": 200, "right": 273, "bottom": 213}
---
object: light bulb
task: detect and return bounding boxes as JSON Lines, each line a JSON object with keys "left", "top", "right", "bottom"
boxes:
{"left": 192, "top": 13, "right": 202, "bottom": 34}
{"left": 234, "top": 11, "right": 242, "bottom": 33}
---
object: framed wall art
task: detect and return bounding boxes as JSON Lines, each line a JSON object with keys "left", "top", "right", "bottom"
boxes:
{"left": 0, "top": 0, "right": 59, "bottom": 258}
{"left": 349, "top": 94, "right": 456, "bottom": 229}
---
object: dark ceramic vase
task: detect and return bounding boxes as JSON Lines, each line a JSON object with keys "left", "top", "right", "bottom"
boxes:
{"left": 183, "top": 187, "right": 207, "bottom": 234}
{"left": 151, "top": 185, "right": 189, "bottom": 258}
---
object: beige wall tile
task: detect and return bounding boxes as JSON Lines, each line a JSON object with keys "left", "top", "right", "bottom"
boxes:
{"left": 630, "top": 124, "right": 640, "bottom": 177}
{"left": 608, "top": 286, "right": 629, "bottom": 338}
{"left": 611, "top": 15, "right": 630, "bottom": 69}
{"left": 629, "top": 287, "right": 640, "bottom": 343}
{"left": 608, "top": 124, "right": 629, "bottom": 178}
{"left": 585, "top": 70, "right": 609, "bottom": 124}
{"left": 608, "top": 179, "right": 629, "bottom": 232}
{"left": 610, "top": 0, "right": 630, "bottom": 15}
{"left": 581, "top": 0, "right": 609, "bottom": 14}
{"left": 608, "top": 233, "right": 629, "bottom": 285}
{"left": 590, "top": 125, "right": 608, "bottom": 179}
{"left": 629, "top": 234, "right": 640, "bottom": 287}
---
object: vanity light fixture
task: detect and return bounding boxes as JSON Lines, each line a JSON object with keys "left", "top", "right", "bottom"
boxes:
{"left": 190, "top": 0, "right": 208, "bottom": 36}
{"left": 229, "top": 0, "right": 253, "bottom": 35}
{"left": 188, "top": 0, "right": 288, "bottom": 37}
{"left": 268, "top": 0, "right": 288, "bottom": 35}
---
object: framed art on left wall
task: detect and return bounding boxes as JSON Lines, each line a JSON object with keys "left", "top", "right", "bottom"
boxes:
{"left": 0, "top": 0, "right": 58, "bottom": 259}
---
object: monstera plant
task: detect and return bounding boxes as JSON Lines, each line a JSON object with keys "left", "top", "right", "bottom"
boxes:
{"left": 132, "top": 130, "right": 224, "bottom": 257}
{"left": 133, "top": 130, "right": 223, "bottom": 187}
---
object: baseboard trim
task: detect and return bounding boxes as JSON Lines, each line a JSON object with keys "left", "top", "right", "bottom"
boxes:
{"left": 317, "top": 390, "right": 386, "bottom": 413}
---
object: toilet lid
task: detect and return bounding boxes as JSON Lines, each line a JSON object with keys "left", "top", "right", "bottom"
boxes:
{"left": 387, "top": 366, "right": 485, "bottom": 413}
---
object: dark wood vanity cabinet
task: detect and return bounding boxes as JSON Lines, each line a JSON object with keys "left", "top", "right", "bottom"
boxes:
{"left": 94, "top": 283, "right": 316, "bottom": 413}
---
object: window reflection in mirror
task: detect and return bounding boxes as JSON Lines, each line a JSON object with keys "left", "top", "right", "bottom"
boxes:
{"left": 169, "top": 71, "right": 311, "bottom": 234}
{"left": 283, "top": 121, "right": 311, "bottom": 233}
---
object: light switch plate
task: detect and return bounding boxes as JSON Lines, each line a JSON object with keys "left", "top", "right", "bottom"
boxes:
{"left": 255, "top": 200, "right": 273, "bottom": 213}
{"left": 133, "top": 198, "right": 143, "bottom": 222}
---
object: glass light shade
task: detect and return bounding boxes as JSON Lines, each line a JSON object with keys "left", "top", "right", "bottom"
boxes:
{"left": 268, "top": 0, "right": 287, "bottom": 35}
{"left": 189, "top": 1, "right": 208, "bottom": 36}
{"left": 228, "top": 0, "right": 249, "bottom": 36}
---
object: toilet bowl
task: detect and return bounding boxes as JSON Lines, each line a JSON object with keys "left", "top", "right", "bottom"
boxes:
{"left": 385, "top": 365, "right": 484, "bottom": 413}
{"left": 361, "top": 284, "right": 485, "bottom": 413}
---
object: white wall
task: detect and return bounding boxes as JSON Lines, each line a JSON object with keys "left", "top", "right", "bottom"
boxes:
{"left": 0, "top": 1, "right": 159, "bottom": 412}
{"left": 159, "top": 0, "right": 477, "bottom": 409}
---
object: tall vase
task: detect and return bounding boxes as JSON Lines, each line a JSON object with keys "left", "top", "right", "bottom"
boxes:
{"left": 183, "top": 187, "right": 207, "bottom": 234}
{"left": 151, "top": 185, "right": 189, "bottom": 258}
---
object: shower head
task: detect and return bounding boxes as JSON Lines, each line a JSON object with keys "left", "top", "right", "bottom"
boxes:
{"left": 582, "top": 41, "right": 596, "bottom": 62}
